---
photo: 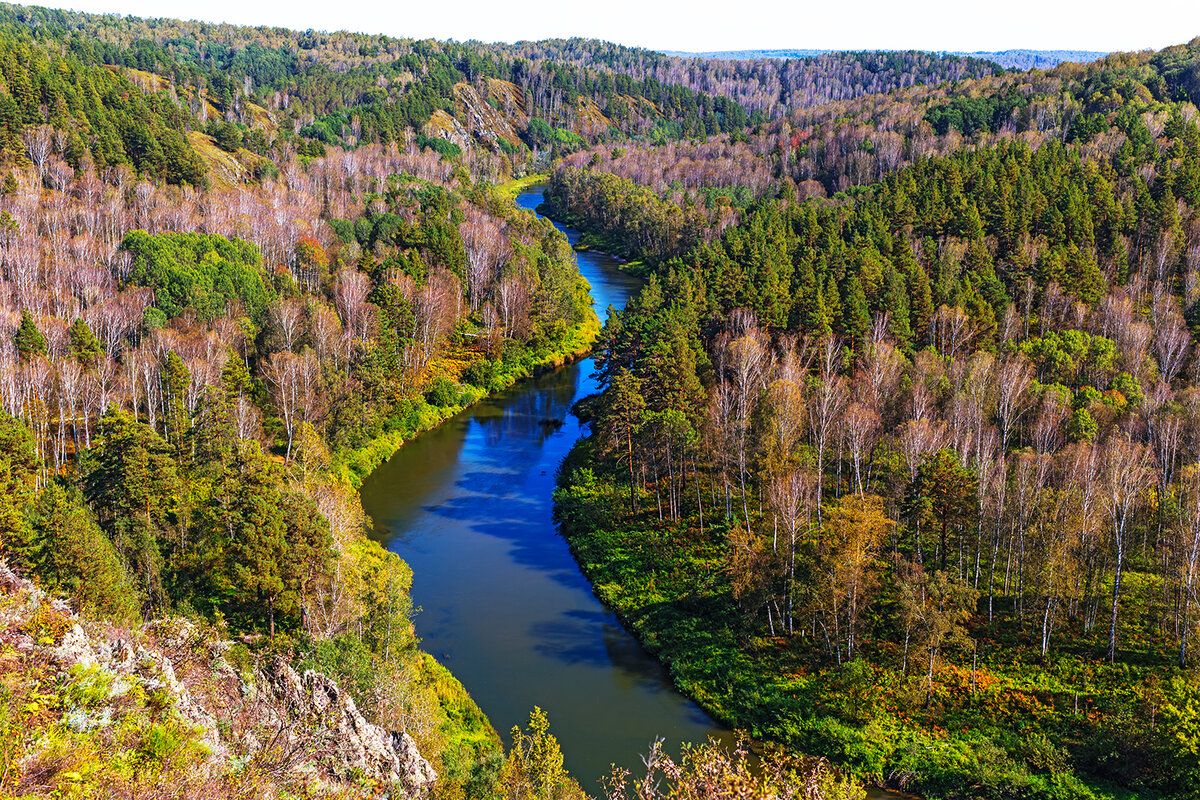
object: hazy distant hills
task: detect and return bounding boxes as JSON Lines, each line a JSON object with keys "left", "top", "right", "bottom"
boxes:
{"left": 948, "top": 49, "right": 1108, "bottom": 69}
{"left": 668, "top": 49, "right": 1108, "bottom": 70}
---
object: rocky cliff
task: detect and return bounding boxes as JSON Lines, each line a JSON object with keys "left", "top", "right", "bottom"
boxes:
{"left": 421, "top": 78, "right": 621, "bottom": 154}
{"left": 0, "top": 560, "right": 436, "bottom": 798}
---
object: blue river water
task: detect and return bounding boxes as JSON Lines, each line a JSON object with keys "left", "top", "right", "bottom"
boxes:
{"left": 360, "top": 188, "right": 730, "bottom": 791}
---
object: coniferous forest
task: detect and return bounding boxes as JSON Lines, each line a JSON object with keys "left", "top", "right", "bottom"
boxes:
{"left": 0, "top": 2, "right": 1199, "bottom": 798}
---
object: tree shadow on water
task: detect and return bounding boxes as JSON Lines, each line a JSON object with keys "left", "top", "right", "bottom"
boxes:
{"left": 414, "top": 468, "right": 594, "bottom": 591}
{"left": 530, "top": 608, "right": 707, "bottom": 704}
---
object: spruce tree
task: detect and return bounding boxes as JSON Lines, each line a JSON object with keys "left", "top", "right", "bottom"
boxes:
{"left": 68, "top": 318, "right": 102, "bottom": 366}
{"left": 14, "top": 311, "right": 45, "bottom": 361}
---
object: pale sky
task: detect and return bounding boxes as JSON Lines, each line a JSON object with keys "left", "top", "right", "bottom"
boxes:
{"left": 46, "top": 0, "right": 1200, "bottom": 54}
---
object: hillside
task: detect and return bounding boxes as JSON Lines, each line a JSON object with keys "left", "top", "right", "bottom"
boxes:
{"left": 0, "top": 3, "right": 757, "bottom": 165}
{"left": 0, "top": 3, "right": 1027, "bottom": 172}
{"left": 0, "top": 558, "right": 438, "bottom": 797}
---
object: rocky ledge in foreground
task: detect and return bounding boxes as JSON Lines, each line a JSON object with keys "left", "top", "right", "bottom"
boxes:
{"left": 0, "top": 560, "right": 435, "bottom": 798}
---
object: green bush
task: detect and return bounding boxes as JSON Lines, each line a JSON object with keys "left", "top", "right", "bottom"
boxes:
{"left": 462, "top": 359, "right": 499, "bottom": 390}
{"left": 425, "top": 376, "right": 461, "bottom": 408}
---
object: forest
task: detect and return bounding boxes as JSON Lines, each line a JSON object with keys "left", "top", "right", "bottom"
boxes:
{"left": 0, "top": 133, "right": 605, "bottom": 794}
{"left": 0, "top": 3, "right": 613, "bottom": 786}
{"left": 551, "top": 32, "right": 1200, "bottom": 800}
{"left": 3, "top": 0, "right": 1200, "bottom": 797}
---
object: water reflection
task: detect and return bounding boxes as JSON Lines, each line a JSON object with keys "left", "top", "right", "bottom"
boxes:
{"left": 359, "top": 188, "right": 729, "bottom": 787}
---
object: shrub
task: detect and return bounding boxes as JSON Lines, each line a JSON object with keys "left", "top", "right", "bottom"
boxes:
{"left": 424, "top": 376, "right": 461, "bottom": 408}
{"left": 462, "top": 359, "right": 499, "bottom": 390}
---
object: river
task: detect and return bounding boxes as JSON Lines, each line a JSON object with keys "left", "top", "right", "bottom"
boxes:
{"left": 361, "top": 187, "right": 903, "bottom": 800}
{"left": 361, "top": 187, "right": 730, "bottom": 791}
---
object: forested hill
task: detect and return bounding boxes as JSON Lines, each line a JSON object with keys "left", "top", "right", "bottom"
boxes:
{"left": 0, "top": 7, "right": 610, "bottom": 798}
{"left": 0, "top": 1, "right": 1012, "bottom": 176}
{"left": 952, "top": 49, "right": 1109, "bottom": 69}
{"left": 520, "top": 42, "right": 1003, "bottom": 117}
{"left": 0, "top": 1, "right": 765, "bottom": 181}
{"left": 548, "top": 32, "right": 1200, "bottom": 800}
{"left": 671, "top": 48, "right": 1107, "bottom": 70}
{"left": 549, "top": 35, "right": 1200, "bottom": 212}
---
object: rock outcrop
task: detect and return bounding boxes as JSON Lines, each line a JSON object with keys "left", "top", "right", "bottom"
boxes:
{"left": 0, "top": 560, "right": 436, "bottom": 798}
{"left": 258, "top": 656, "right": 437, "bottom": 792}
{"left": 423, "top": 109, "right": 473, "bottom": 153}
{"left": 453, "top": 82, "right": 523, "bottom": 151}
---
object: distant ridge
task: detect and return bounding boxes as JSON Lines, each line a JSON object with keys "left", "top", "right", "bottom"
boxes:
{"left": 947, "top": 49, "right": 1108, "bottom": 69}
{"left": 667, "top": 48, "right": 1108, "bottom": 70}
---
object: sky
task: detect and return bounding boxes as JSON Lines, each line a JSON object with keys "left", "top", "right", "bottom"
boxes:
{"left": 46, "top": 0, "right": 1200, "bottom": 54}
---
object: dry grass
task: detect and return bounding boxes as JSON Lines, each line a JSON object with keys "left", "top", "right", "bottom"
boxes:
{"left": 187, "top": 132, "right": 252, "bottom": 190}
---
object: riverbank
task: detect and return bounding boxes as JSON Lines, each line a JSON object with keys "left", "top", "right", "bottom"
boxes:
{"left": 307, "top": 182, "right": 601, "bottom": 797}
{"left": 493, "top": 172, "right": 549, "bottom": 201}
{"left": 309, "top": 311, "right": 600, "bottom": 796}
{"left": 534, "top": 189, "right": 650, "bottom": 277}
{"left": 356, "top": 187, "right": 750, "bottom": 790}
{"left": 552, "top": 438, "right": 1152, "bottom": 800}
{"left": 331, "top": 178, "right": 602, "bottom": 488}
{"left": 332, "top": 310, "right": 600, "bottom": 488}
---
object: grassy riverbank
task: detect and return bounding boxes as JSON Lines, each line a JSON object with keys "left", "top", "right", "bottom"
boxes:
{"left": 491, "top": 172, "right": 645, "bottom": 271}
{"left": 301, "top": 309, "right": 599, "bottom": 797}
{"left": 552, "top": 439, "right": 1177, "bottom": 800}
{"left": 333, "top": 310, "right": 599, "bottom": 487}
{"left": 493, "top": 172, "right": 549, "bottom": 201}
{"left": 534, "top": 189, "right": 650, "bottom": 276}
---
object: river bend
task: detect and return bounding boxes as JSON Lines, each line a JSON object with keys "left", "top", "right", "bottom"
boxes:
{"left": 361, "top": 187, "right": 728, "bottom": 790}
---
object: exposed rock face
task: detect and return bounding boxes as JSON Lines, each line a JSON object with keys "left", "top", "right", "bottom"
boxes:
{"left": 423, "top": 109, "right": 473, "bottom": 153}
{"left": 453, "top": 82, "right": 523, "bottom": 151}
{"left": 0, "top": 560, "right": 436, "bottom": 798}
{"left": 259, "top": 657, "right": 437, "bottom": 793}
{"left": 418, "top": 78, "right": 616, "bottom": 155}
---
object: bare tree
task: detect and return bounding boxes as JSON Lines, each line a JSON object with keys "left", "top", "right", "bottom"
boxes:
{"left": 995, "top": 355, "right": 1035, "bottom": 452}
{"left": 1155, "top": 313, "right": 1191, "bottom": 384}
{"left": 930, "top": 305, "right": 973, "bottom": 360}
{"left": 271, "top": 297, "right": 307, "bottom": 352}
{"left": 263, "top": 350, "right": 303, "bottom": 459}
{"left": 768, "top": 466, "right": 816, "bottom": 635}
{"left": 333, "top": 268, "right": 373, "bottom": 343}
{"left": 1100, "top": 435, "right": 1154, "bottom": 662}
{"left": 807, "top": 337, "right": 848, "bottom": 531}
{"left": 22, "top": 125, "right": 54, "bottom": 181}
{"left": 717, "top": 316, "right": 769, "bottom": 528}
{"left": 844, "top": 402, "right": 880, "bottom": 495}
{"left": 461, "top": 208, "right": 510, "bottom": 311}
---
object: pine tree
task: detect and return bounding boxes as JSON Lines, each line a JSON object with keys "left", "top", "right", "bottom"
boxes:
{"left": 789, "top": 259, "right": 820, "bottom": 332}
{"left": 821, "top": 273, "right": 842, "bottom": 336}
{"left": 0, "top": 413, "right": 38, "bottom": 559}
{"left": 906, "top": 449, "right": 977, "bottom": 572}
{"left": 1064, "top": 243, "right": 1107, "bottom": 304}
{"left": 28, "top": 483, "right": 140, "bottom": 623}
{"left": 600, "top": 369, "right": 647, "bottom": 514}
{"left": 644, "top": 323, "right": 705, "bottom": 422}
{"left": 163, "top": 351, "right": 191, "bottom": 457}
{"left": 14, "top": 311, "right": 46, "bottom": 361}
{"left": 882, "top": 262, "right": 914, "bottom": 350}
{"left": 839, "top": 275, "right": 871, "bottom": 350}
{"left": 68, "top": 317, "right": 102, "bottom": 366}
{"left": 83, "top": 410, "right": 182, "bottom": 612}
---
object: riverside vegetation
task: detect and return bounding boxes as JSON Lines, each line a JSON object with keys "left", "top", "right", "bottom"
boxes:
{"left": 552, "top": 35, "right": 1200, "bottom": 800}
